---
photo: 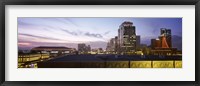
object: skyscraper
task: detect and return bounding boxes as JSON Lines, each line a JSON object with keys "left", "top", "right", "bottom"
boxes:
{"left": 136, "top": 35, "right": 141, "bottom": 50}
{"left": 160, "top": 28, "right": 172, "bottom": 48}
{"left": 118, "top": 21, "right": 136, "bottom": 55}
{"left": 78, "top": 43, "right": 91, "bottom": 54}
{"left": 78, "top": 43, "right": 86, "bottom": 53}
{"left": 150, "top": 28, "right": 178, "bottom": 55}
{"left": 114, "top": 36, "right": 118, "bottom": 54}
{"left": 87, "top": 45, "right": 91, "bottom": 52}
{"left": 106, "top": 38, "right": 115, "bottom": 54}
{"left": 109, "top": 38, "right": 115, "bottom": 53}
{"left": 151, "top": 28, "right": 172, "bottom": 49}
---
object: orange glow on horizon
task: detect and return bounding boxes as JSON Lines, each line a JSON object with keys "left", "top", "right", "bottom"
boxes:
{"left": 18, "top": 42, "right": 31, "bottom": 46}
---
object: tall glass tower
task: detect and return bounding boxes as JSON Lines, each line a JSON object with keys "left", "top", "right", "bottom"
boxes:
{"left": 160, "top": 28, "right": 172, "bottom": 48}
{"left": 118, "top": 21, "right": 136, "bottom": 55}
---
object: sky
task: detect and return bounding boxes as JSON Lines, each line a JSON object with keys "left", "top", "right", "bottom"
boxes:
{"left": 18, "top": 17, "right": 182, "bottom": 50}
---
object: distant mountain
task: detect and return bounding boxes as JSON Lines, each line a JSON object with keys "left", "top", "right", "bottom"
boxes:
{"left": 18, "top": 46, "right": 33, "bottom": 50}
{"left": 172, "top": 35, "right": 182, "bottom": 50}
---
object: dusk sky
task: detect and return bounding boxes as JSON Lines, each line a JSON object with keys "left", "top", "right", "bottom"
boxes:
{"left": 18, "top": 18, "right": 182, "bottom": 50}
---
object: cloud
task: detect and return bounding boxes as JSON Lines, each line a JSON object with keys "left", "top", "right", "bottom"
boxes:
{"left": 18, "top": 18, "right": 58, "bottom": 31}
{"left": 18, "top": 42, "right": 31, "bottom": 46}
{"left": 18, "top": 20, "right": 35, "bottom": 26}
{"left": 63, "top": 18, "right": 80, "bottom": 27}
{"left": 42, "top": 28, "right": 53, "bottom": 32}
{"left": 58, "top": 27, "right": 104, "bottom": 38}
{"left": 60, "top": 29, "right": 78, "bottom": 36}
{"left": 19, "top": 33, "right": 62, "bottom": 41}
{"left": 104, "top": 31, "right": 110, "bottom": 35}
{"left": 39, "top": 18, "right": 80, "bottom": 27}
{"left": 84, "top": 32, "right": 103, "bottom": 38}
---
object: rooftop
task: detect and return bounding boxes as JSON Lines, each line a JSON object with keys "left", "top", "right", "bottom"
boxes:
{"left": 31, "top": 46, "right": 72, "bottom": 50}
{"left": 46, "top": 54, "right": 182, "bottom": 62}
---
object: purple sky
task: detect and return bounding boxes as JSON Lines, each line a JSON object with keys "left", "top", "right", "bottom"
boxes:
{"left": 18, "top": 18, "right": 182, "bottom": 50}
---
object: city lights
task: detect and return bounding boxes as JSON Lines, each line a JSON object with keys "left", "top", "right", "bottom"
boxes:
{"left": 18, "top": 18, "right": 182, "bottom": 68}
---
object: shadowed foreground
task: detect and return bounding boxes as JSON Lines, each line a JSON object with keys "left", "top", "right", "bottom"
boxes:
{"left": 37, "top": 54, "right": 182, "bottom": 68}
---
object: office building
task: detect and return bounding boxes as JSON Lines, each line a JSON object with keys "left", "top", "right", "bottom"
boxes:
{"left": 150, "top": 28, "right": 179, "bottom": 55}
{"left": 118, "top": 21, "right": 136, "bottom": 55}
{"left": 114, "top": 36, "right": 118, "bottom": 53}
{"left": 78, "top": 43, "right": 91, "bottom": 54}
{"left": 160, "top": 28, "right": 172, "bottom": 48}
{"left": 106, "top": 38, "right": 115, "bottom": 54}
{"left": 136, "top": 35, "right": 141, "bottom": 50}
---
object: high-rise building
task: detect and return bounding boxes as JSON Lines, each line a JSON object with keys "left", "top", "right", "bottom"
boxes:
{"left": 106, "top": 37, "right": 118, "bottom": 54}
{"left": 78, "top": 43, "right": 86, "bottom": 52}
{"left": 118, "top": 21, "right": 136, "bottom": 55}
{"left": 136, "top": 35, "right": 140, "bottom": 50}
{"left": 160, "top": 28, "right": 172, "bottom": 48}
{"left": 106, "top": 42, "right": 110, "bottom": 53}
{"left": 151, "top": 28, "right": 172, "bottom": 49}
{"left": 150, "top": 28, "right": 179, "bottom": 55}
{"left": 114, "top": 36, "right": 118, "bottom": 53}
{"left": 87, "top": 45, "right": 91, "bottom": 52}
{"left": 78, "top": 43, "right": 91, "bottom": 54}
{"left": 106, "top": 38, "right": 115, "bottom": 54}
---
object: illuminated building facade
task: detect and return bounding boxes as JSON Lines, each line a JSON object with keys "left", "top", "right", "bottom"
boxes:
{"left": 118, "top": 21, "right": 136, "bottom": 55}
{"left": 150, "top": 28, "right": 179, "bottom": 55}
{"left": 151, "top": 28, "right": 172, "bottom": 49}
{"left": 31, "top": 46, "right": 75, "bottom": 57}
{"left": 106, "top": 21, "right": 138, "bottom": 55}
{"left": 160, "top": 28, "right": 172, "bottom": 48}
{"left": 18, "top": 53, "right": 50, "bottom": 68}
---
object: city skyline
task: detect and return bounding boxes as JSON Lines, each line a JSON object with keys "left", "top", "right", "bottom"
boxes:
{"left": 18, "top": 18, "right": 182, "bottom": 50}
